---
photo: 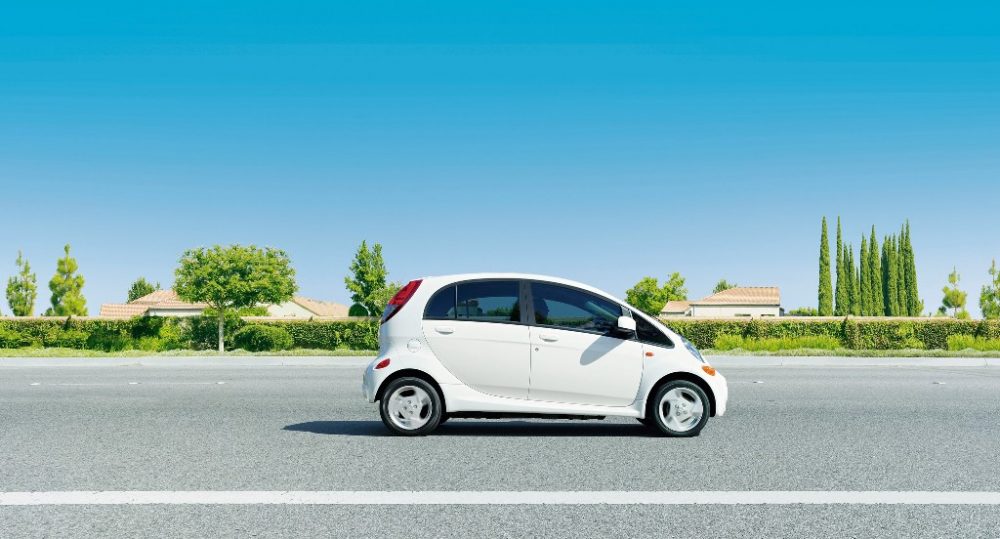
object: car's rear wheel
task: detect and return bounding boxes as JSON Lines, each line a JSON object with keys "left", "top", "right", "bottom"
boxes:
{"left": 379, "top": 377, "right": 443, "bottom": 436}
{"left": 650, "top": 380, "right": 709, "bottom": 437}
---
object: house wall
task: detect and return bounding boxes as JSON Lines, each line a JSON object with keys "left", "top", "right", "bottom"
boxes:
{"left": 266, "top": 301, "right": 316, "bottom": 318}
{"left": 689, "top": 305, "right": 781, "bottom": 318}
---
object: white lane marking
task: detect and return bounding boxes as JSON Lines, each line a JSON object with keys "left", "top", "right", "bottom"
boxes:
{"left": 34, "top": 382, "right": 225, "bottom": 387}
{"left": 2, "top": 491, "right": 1000, "bottom": 506}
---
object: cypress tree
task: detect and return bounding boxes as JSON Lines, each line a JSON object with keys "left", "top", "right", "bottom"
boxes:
{"left": 859, "top": 236, "right": 870, "bottom": 315}
{"left": 846, "top": 244, "right": 859, "bottom": 315}
{"left": 893, "top": 237, "right": 909, "bottom": 316}
{"left": 884, "top": 235, "right": 899, "bottom": 316}
{"left": 898, "top": 236, "right": 907, "bottom": 314}
{"left": 851, "top": 250, "right": 863, "bottom": 316}
{"left": 896, "top": 226, "right": 908, "bottom": 314}
{"left": 881, "top": 236, "right": 890, "bottom": 315}
{"left": 869, "top": 227, "right": 883, "bottom": 316}
{"left": 834, "top": 217, "right": 848, "bottom": 316}
{"left": 904, "top": 221, "right": 921, "bottom": 315}
{"left": 818, "top": 217, "right": 833, "bottom": 315}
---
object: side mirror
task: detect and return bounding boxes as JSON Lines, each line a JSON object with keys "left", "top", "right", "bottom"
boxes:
{"left": 615, "top": 316, "right": 636, "bottom": 336}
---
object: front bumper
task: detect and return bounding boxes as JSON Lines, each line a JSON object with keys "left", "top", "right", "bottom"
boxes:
{"left": 710, "top": 371, "right": 728, "bottom": 416}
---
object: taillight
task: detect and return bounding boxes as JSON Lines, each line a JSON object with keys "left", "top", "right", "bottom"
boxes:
{"left": 380, "top": 279, "right": 422, "bottom": 324}
{"left": 375, "top": 358, "right": 391, "bottom": 369}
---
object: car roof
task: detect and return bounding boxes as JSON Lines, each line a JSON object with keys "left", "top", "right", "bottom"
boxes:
{"left": 418, "top": 273, "right": 618, "bottom": 302}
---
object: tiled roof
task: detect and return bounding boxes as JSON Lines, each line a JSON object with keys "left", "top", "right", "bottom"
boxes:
{"left": 292, "top": 296, "right": 349, "bottom": 317}
{"left": 98, "top": 304, "right": 149, "bottom": 318}
{"left": 132, "top": 289, "right": 208, "bottom": 309}
{"left": 691, "top": 287, "right": 781, "bottom": 306}
{"left": 660, "top": 300, "right": 692, "bottom": 314}
{"left": 131, "top": 289, "right": 179, "bottom": 304}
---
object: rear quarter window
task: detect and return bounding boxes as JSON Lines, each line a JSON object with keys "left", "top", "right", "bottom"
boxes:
{"left": 424, "top": 286, "right": 456, "bottom": 319}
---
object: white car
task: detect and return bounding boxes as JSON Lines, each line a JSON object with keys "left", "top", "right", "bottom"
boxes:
{"left": 362, "top": 273, "right": 727, "bottom": 437}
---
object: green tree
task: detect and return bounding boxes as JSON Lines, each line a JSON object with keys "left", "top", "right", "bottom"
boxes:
{"left": 845, "top": 244, "right": 859, "bottom": 315}
{"left": 895, "top": 233, "right": 908, "bottom": 316}
{"left": 625, "top": 273, "right": 687, "bottom": 316}
{"left": 869, "top": 227, "right": 883, "bottom": 316}
{"left": 44, "top": 244, "right": 87, "bottom": 316}
{"left": 895, "top": 227, "right": 908, "bottom": 314}
{"left": 980, "top": 260, "right": 1000, "bottom": 320}
{"left": 940, "top": 267, "right": 968, "bottom": 319}
{"left": 6, "top": 250, "right": 37, "bottom": 316}
{"left": 344, "top": 241, "right": 401, "bottom": 317}
{"left": 174, "top": 245, "right": 297, "bottom": 352}
{"left": 903, "top": 222, "right": 921, "bottom": 315}
{"left": 859, "top": 236, "right": 871, "bottom": 315}
{"left": 127, "top": 277, "right": 161, "bottom": 302}
{"left": 834, "top": 217, "right": 848, "bottom": 316}
{"left": 882, "top": 235, "right": 899, "bottom": 316}
{"left": 713, "top": 279, "right": 737, "bottom": 294}
{"left": 818, "top": 217, "right": 833, "bottom": 315}
{"left": 366, "top": 282, "right": 403, "bottom": 315}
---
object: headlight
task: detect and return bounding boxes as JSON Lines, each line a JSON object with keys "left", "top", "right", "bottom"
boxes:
{"left": 681, "top": 336, "right": 705, "bottom": 363}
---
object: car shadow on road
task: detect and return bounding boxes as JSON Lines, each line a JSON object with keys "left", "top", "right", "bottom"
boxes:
{"left": 283, "top": 420, "right": 657, "bottom": 437}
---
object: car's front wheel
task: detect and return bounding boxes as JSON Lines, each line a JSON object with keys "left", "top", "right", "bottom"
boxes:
{"left": 650, "top": 380, "right": 709, "bottom": 437}
{"left": 379, "top": 377, "right": 444, "bottom": 436}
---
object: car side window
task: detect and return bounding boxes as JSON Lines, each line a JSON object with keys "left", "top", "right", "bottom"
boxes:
{"left": 530, "top": 282, "right": 623, "bottom": 334}
{"left": 424, "top": 285, "right": 457, "bottom": 319}
{"left": 455, "top": 281, "right": 521, "bottom": 323}
{"left": 632, "top": 313, "right": 674, "bottom": 347}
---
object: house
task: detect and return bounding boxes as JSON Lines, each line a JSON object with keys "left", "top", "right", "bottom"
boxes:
{"left": 660, "top": 287, "right": 782, "bottom": 318}
{"left": 660, "top": 300, "right": 692, "bottom": 317}
{"left": 99, "top": 290, "right": 349, "bottom": 319}
{"left": 264, "top": 296, "right": 349, "bottom": 318}
{"left": 99, "top": 290, "right": 206, "bottom": 318}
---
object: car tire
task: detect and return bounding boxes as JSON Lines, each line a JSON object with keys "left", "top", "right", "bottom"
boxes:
{"left": 379, "top": 377, "right": 444, "bottom": 436}
{"left": 650, "top": 380, "right": 710, "bottom": 437}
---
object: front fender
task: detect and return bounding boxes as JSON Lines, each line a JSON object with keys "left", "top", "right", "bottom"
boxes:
{"left": 635, "top": 347, "right": 727, "bottom": 417}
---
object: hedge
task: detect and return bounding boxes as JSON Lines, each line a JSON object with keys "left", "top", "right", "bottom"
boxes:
{"left": 233, "top": 324, "right": 294, "bottom": 352}
{"left": 1, "top": 316, "right": 997, "bottom": 352}
{"left": 662, "top": 317, "right": 1000, "bottom": 350}
{"left": 0, "top": 317, "right": 379, "bottom": 351}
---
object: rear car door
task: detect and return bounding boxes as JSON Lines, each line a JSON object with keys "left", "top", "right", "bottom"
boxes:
{"left": 527, "top": 282, "right": 643, "bottom": 406}
{"left": 421, "top": 280, "right": 531, "bottom": 399}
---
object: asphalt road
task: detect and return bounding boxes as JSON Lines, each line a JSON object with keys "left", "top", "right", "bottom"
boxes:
{"left": 2, "top": 358, "right": 1000, "bottom": 538}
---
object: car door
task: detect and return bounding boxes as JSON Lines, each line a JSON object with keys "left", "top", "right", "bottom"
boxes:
{"left": 421, "top": 280, "right": 531, "bottom": 399}
{"left": 527, "top": 282, "right": 643, "bottom": 406}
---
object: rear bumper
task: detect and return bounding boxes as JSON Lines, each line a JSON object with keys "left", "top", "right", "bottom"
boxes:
{"left": 361, "top": 359, "right": 381, "bottom": 402}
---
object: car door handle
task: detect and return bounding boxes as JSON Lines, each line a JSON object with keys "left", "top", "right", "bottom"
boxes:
{"left": 434, "top": 326, "right": 455, "bottom": 335}
{"left": 539, "top": 333, "right": 559, "bottom": 342}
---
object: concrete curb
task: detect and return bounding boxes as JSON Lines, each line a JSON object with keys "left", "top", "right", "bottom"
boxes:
{"left": 0, "top": 355, "right": 996, "bottom": 368}
{"left": 0, "top": 357, "right": 374, "bottom": 368}
{"left": 708, "top": 356, "right": 992, "bottom": 368}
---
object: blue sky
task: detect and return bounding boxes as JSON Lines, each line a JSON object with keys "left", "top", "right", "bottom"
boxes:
{"left": 2, "top": 1, "right": 999, "bottom": 315}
